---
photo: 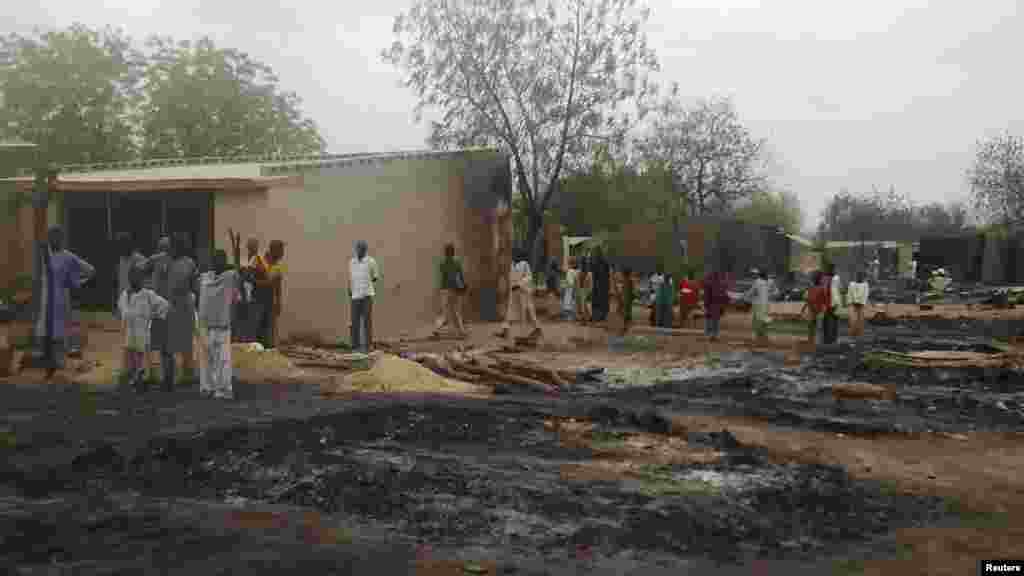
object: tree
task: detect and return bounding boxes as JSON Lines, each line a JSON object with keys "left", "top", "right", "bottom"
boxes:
{"left": 138, "top": 36, "right": 324, "bottom": 158}
{"left": 818, "top": 187, "right": 907, "bottom": 242}
{"left": 733, "top": 188, "right": 803, "bottom": 234}
{"left": 637, "top": 89, "right": 767, "bottom": 222}
{"left": 914, "top": 201, "right": 968, "bottom": 235}
{"left": 383, "top": 0, "right": 659, "bottom": 267}
{"left": 968, "top": 132, "right": 1024, "bottom": 225}
{"left": 0, "top": 24, "right": 143, "bottom": 167}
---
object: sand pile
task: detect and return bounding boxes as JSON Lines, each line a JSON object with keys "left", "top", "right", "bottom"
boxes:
{"left": 323, "top": 353, "right": 482, "bottom": 395}
{"left": 232, "top": 343, "right": 304, "bottom": 383}
{"left": 65, "top": 358, "right": 119, "bottom": 391}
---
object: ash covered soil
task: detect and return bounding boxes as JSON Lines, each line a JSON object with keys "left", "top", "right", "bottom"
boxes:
{"left": 0, "top": 319, "right": 1021, "bottom": 574}
{"left": 0, "top": 391, "right": 950, "bottom": 574}
{"left": 609, "top": 335, "right": 1024, "bottom": 437}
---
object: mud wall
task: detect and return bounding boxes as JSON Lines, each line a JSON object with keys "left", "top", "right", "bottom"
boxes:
{"left": 543, "top": 221, "right": 562, "bottom": 269}
{"left": 214, "top": 151, "right": 511, "bottom": 343}
{"left": 1, "top": 180, "right": 61, "bottom": 290}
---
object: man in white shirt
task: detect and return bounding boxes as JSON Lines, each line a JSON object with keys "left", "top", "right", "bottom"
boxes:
{"left": 348, "top": 240, "right": 381, "bottom": 352}
{"left": 497, "top": 252, "right": 541, "bottom": 340}
{"left": 846, "top": 271, "right": 870, "bottom": 338}
{"left": 744, "top": 269, "right": 772, "bottom": 341}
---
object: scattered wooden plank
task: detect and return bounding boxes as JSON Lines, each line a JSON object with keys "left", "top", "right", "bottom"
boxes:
{"left": 293, "top": 361, "right": 362, "bottom": 372}
{"left": 831, "top": 382, "right": 896, "bottom": 402}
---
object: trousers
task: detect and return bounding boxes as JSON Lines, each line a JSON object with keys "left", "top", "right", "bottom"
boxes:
{"left": 351, "top": 297, "right": 373, "bottom": 352}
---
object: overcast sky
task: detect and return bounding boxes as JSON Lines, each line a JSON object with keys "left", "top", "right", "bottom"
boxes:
{"left": 5, "top": 0, "right": 1022, "bottom": 230}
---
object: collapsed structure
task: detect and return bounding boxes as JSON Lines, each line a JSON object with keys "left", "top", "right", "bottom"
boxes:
{"left": 0, "top": 149, "right": 513, "bottom": 343}
{"left": 919, "top": 230, "right": 1024, "bottom": 284}
{"left": 592, "top": 219, "right": 811, "bottom": 279}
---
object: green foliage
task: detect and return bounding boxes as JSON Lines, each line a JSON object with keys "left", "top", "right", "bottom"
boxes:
{"left": 1, "top": 25, "right": 324, "bottom": 166}
{"left": 138, "top": 36, "right": 324, "bottom": 158}
{"left": 733, "top": 188, "right": 803, "bottom": 234}
{"left": 0, "top": 24, "right": 142, "bottom": 165}
{"left": 634, "top": 464, "right": 720, "bottom": 497}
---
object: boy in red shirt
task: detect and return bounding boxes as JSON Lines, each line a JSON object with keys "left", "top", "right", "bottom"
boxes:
{"left": 678, "top": 273, "right": 699, "bottom": 329}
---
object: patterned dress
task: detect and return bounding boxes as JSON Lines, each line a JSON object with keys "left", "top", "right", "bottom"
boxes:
{"left": 165, "top": 257, "right": 197, "bottom": 356}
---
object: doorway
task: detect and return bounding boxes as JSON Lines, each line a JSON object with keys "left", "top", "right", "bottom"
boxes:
{"left": 64, "top": 191, "right": 110, "bottom": 311}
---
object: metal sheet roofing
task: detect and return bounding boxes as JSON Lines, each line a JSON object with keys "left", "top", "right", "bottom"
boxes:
{"left": 10, "top": 147, "right": 503, "bottom": 181}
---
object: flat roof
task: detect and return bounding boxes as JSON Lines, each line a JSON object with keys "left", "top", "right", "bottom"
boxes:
{"left": 0, "top": 147, "right": 505, "bottom": 193}
{"left": 7, "top": 147, "right": 502, "bottom": 181}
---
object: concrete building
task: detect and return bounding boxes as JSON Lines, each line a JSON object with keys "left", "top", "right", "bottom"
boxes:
{"left": 0, "top": 148, "right": 513, "bottom": 343}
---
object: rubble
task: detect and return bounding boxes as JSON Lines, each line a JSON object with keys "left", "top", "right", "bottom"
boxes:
{"left": 406, "top": 350, "right": 568, "bottom": 395}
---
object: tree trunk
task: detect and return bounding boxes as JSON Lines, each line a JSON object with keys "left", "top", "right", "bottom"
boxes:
{"left": 526, "top": 209, "right": 545, "bottom": 272}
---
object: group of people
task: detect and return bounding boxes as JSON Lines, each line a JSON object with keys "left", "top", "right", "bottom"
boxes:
{"left": 35, "top": 225, "right": 388, "bottom": 399}
{"left": 646, "top": 269, "right": 704, "bottom": 330}
{"left": 497, "top": 246, "right": 738, "bottom": 343}
{"left": 110, "top": 231, "right": 286, "bottom": 399}
{"left": 800, "top": 264, "right": 871, "bottom": 345}
{"left": 508, "top": 251, "right": 883, "bottom": 347}
{"left": 34, "top": 221, "right": 885, "bottom": 400}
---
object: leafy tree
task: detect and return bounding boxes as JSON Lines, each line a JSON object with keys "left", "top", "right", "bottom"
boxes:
{"left": 0, "top": 24, "right": 142, "bottom": 167}
{"left": 556, "top": 142, "right": 678, "bottom": 241}
{"left": 637, "top": 89, "right": 767, "bottom": 221}
{"left": 816, "top": 186, "right": 969, "bottom": 242}
{"left": 733, "top": 188, "right": 803, "bottom": 234}
{"left": 968, "top": 132, "right": 1024, "bottom": 225}
{"left": 913, "top": 201, "right": 968, "bottom": 235}
{"left": 138, "top": 36, "right": 324, "bottom": 158}
{"left": 383, "top": 0, "right": 660, "bottom": 268}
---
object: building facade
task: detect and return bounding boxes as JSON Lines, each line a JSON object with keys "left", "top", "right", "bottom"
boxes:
{"left": 2, "top": 149, "right": 513, "bottom": 342}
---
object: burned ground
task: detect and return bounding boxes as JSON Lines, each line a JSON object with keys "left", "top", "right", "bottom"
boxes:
{"left": 0, "top": 394, "right": 951, "bottom": 572}
{"left": 0, "top": 313, "right": 1021, "bottom": 574}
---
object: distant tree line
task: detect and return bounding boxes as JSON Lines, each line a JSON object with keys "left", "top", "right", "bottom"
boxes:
{"left": 0, "top": 24, "right": 324, "bottom": 175}
{"left": 816, "top": 127, "right": 1024, "bottom": 242}
{"left": 816, "top": 186, "right": 969, "bottom": 243}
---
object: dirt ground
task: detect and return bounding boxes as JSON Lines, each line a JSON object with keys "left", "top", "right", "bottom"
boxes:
{"left": 0, "top": 304, "right": 1022, "bottom": 575}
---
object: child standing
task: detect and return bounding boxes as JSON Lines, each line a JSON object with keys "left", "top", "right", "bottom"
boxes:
{"left": 561, "top": 258, "right": 578, "bottom": 321}
{"left": 118, "top": 266, "right": 169, "bottom": 391}
{"left": 678, "top": 273, "right": 698, "bottom": 329}
{"left": 801, "top": 271, "right": 826, "bottom": 345}
{"left": 744, "top": 269, "right": 772, "bottom": 342}
{"left": 846, "top": 271, "right": 870, "bottom": 338}
{"left": 622, "top": 267, "right": 635, "bottom": 334}
{"left": 198, "top": 250, "right": 240, "bottom": 400}
{"left": 655, "top": 272, "right": 674, "bottom": 328}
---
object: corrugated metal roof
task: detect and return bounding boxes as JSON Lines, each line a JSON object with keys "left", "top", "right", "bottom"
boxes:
{"left": 825, "top": 240, "right": 910, "bottom": 249}
{"left": 785, "top": 234, "right": 814, "bottom": 247}
{"left": 11, "top": 147, "right": 502, "bottom": 180}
